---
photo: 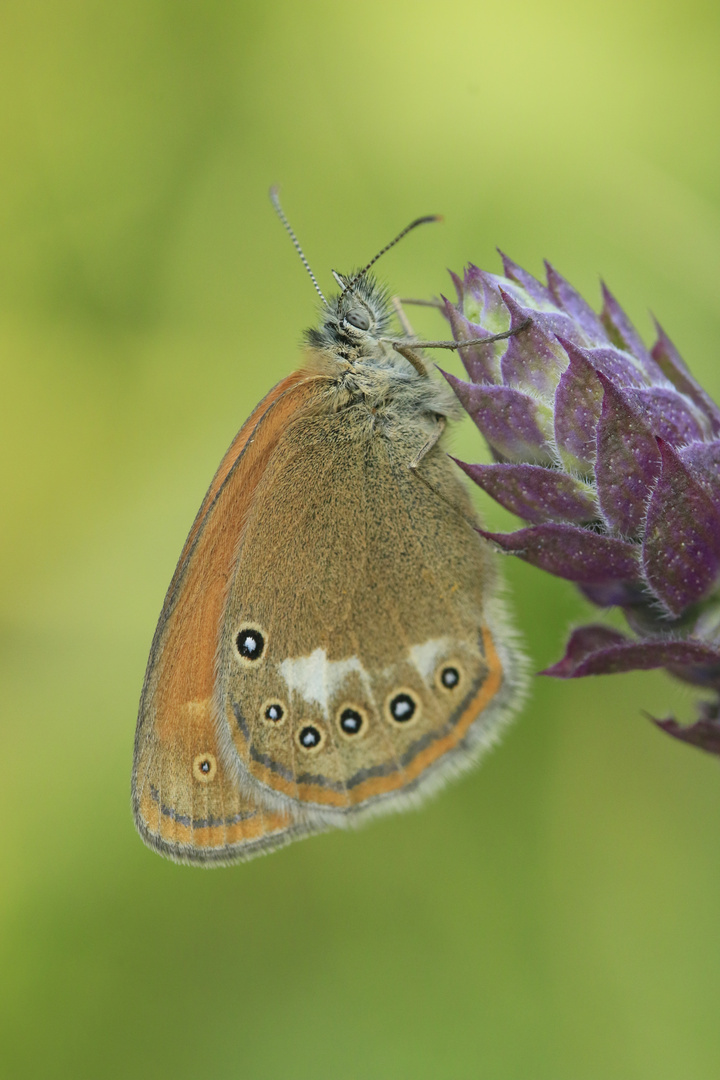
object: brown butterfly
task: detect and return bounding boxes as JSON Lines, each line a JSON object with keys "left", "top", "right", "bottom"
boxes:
{"left": 132, "top": 192, "right": 528, "bottom": 865}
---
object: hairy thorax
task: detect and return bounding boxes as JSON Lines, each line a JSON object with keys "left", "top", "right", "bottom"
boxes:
{"left": 301, "top": 344, "right": 462, "bottom": 443}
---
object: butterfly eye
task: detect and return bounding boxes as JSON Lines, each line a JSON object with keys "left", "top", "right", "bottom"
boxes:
{"left": 386, "top": 690, "right": 420, "bottom": 725}
{"left": 337, "top": 705, "right": 367, "bottom": 738}
{"left": 192, "top": 752, "right": 217, "bottom": 783}
{"left": 345, "top": 309, "right": 370, "bottom": 330}
{"left": 235, "top": 625, "right": 266, "bottom": 665}
{"left": 262, "top": 700, "right": 286, "bottom": 724}
{"left": 438, "top": 664, "right": 462, "bottom": 690}
{"left": 296, "top": 724, "right": 325, "bottom": 752}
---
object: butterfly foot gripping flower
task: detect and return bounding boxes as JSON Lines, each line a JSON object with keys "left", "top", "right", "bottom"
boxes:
{"left": 442, "top": 256, "right": 720, "bottom": 757}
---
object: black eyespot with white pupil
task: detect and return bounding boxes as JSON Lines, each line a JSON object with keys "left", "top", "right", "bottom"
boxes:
{"left": 389, "top": 693, "right": 416, "bottom": 723}
{"left": 236, "top": 628, "right": 264, "bottom": 661}
{"left": 440, "top": 666, "right": 460, "bottom": 689}
{"left": 345, "top": 309, "right": 370, "bottom": 330}
{"left": 192, "top": 751, "right": 217, "bottom": 783}
{"left": 339, "top": 707, "right": 364, "bottom": 736}
{"left": 265, "top": 702, "right": 284, "bottom": 722}
{"left": 299, "top": 725, "right": 321, "bottom": 749}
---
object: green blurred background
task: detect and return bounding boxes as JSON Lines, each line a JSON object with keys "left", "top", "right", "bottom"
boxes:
{"left": 3, "top": 1, "right": 720, "bottom": 1076}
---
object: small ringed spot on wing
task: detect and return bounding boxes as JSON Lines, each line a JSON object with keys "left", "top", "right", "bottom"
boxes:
{"left": 192, "top": 752, "right": 217, "bottom": 783}
{"left": 337, "top": 704, "right": 367, "bottom": 738}
{"left": 296, "top": 724, "right": 325, "bottom": 752}
{"left": 437, "top": 663, "right": 462, "bottom": 691}
{"left": 235, "top": 624, "right": 266, "bottom": 665}
{"left": 262, "top": 699, "right": 287, "bottom": 724}
{"left": 386, "top": 689, "right": 420, "bottom": 726}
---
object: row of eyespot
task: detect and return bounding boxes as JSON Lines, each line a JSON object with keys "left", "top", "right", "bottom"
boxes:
{"left": 233, "top": 625, "right": 462, "bottom": 751}
{"left": 191, "top": 666, "right": 461, "bottom": 783}
{"left": 261, "top": 665, "right": 461, "bottom": 753}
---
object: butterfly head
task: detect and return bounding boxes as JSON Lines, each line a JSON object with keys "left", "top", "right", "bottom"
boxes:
{"left": 269, "top": 191, "right": 442, "bottom": 371}
{"left": 304, "top": 272, "right": 395, "bottom": 361}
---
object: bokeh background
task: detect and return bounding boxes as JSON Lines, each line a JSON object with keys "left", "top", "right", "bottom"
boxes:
{"left": 2, "top": 1, "right": 720, "bottom": 1077}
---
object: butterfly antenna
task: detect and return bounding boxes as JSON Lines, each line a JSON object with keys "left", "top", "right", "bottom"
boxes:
{"left": 343, "top": 215, "right": 442, "bottom": 296}
{"left": 270, "top": 186, "right": 328, "bottom": 306}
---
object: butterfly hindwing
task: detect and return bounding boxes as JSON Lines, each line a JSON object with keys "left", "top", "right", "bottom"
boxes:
{"left": 216, "top": 402, "right": 518, "bottom": 821}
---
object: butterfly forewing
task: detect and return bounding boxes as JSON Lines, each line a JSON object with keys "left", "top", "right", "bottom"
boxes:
{"left": 132, "top": 371, "right": 328, "bottom": 862}
{"left": 133, "top": 690, "right": 315, "bottom": 864}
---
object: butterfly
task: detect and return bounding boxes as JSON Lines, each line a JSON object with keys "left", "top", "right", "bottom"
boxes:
{"left": 132, "top": 191, "right": 528, "bottom": 865}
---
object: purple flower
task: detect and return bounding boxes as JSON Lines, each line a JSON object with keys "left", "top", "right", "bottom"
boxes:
{"left": 443, "top": 256, "right": 720, "bottom": 756}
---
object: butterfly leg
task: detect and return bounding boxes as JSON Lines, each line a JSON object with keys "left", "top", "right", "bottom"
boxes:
{"left": 391, "top": 342, "right": 428, "bottom": 377}
{"left": 392, "top": 296, "right": 416, "bottom": 337}
{"left": 408, "top": 415, "right": 446, "bottom": 471}
{"left": 408, "top": 417, "right": 479, "bottom": 529}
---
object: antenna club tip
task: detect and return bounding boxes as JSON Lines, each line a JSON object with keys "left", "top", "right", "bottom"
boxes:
{"left": 416, "top": 214, "right": 443, "bottom": 226}
{"left": 269, "top": 184, "right": 281, "bottom": 203}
